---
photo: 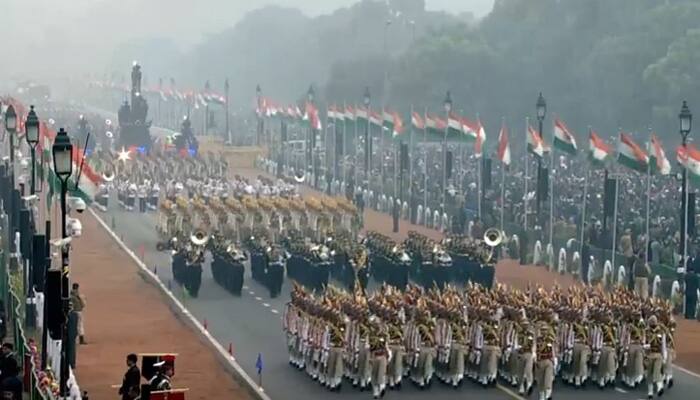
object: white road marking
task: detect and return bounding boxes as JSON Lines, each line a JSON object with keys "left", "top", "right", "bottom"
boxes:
{"left": 495, "top": 384, "right": 525, "bottom": 400}
{"left": 614, "top": 387, "right": 627, "bottom": 393}
{"left": 243, "top": 285, "right": 249, "bottom": 289}
{"left": 262, "top": 303, "right": 270, "bottom": 308}
{"left": 255, "top": 296, "right": 263, "bottom": 301}
{"left": 248, "top": 291, "right": 255, "bottom": 295}
{"left": 271, "top": 309, "right": 279, "bottom": 314}
{"left": 675, "top": 364, "right": 700, "bottom": 379}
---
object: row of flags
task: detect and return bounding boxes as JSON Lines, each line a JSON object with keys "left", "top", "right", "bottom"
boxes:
{"left": 254, "top": 94, "right": 695, "bottom": 183}
{"left": 89, "top": 80, "right": 227, "bottom": 109}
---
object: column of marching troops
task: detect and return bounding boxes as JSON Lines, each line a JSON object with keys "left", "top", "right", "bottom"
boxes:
{"left": 86, "top": 151, "right": 677, "bottom": 400}
{"left": 283, "top": 282, "right": 677, "bottom": 400}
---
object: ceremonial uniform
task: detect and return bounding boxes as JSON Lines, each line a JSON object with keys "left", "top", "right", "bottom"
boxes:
{"left": 535, "top": 320, "right": 556, "bottom": 400}
{"left": 645, "top": 316, "right": 666, "bottom": 399}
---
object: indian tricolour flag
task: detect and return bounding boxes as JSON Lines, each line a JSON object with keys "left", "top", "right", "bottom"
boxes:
{"left": 527, "top": 125, "right": 546, "bottom": 158}
{"left": 383, "top": 109, "right": 394, "bottom": 131}
{"left": 684, "top": 145, "right": 700, "bottom": 185}
{"left": 649, "top": 134, "right": 671, "bottom": 175}
{"left": 497, "top": 123, "right": 511, "bottom": 166}
{"left": 474, "top": 119, "right": 486, "bottom": 158}
{"left": 391, "top": 111, "right": 404, "bottom": 139}
{"left": 327, "top": 105, "right": 337, "bottom": 121}
{"left": 461, "top": 117, "right": 479, "bottom": 142}
{"left": 369, "top": 110, "right": 383, "bottom": 129}
{"left": 48, "top": 146, "right": 103, "bottom": 204}
{"left": 617, "top": 133, "right": 648, "bottom": 173}
{"left": 589, "top": 130, "right": 612, "bottom": 165}
{"left": 356, "top": 107, "right": 369, "bottom": 124}
{"left": 553, "top": 118, "right": 577, "bottom": 155}
{"left": 411, "top": 112, "right": 425, "bottom": 130}
{"left": 447, "top": 112, "right": 463, "bottom": 142}
{"left": 344, "top": 105, "right": 355, "bottom": 125}
{"left": 426, "top": 114, "right": 446, "bottom": 140}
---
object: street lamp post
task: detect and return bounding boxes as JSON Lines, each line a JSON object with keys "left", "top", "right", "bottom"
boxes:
{"left": 25, "top": 106, "right": 40, "bottom": 195}
{"left": 52, "top": 128, "right": 73, "bottom": 397}
{"left": 363, "top": 87, "right": 371, "bottom": 189}
{"left": 535, "top": 93, "right": 547, "bottom": 223}
{"left": 443, "top": 91, "right": 452, "bottom": 215}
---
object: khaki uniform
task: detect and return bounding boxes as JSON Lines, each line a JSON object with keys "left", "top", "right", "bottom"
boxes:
{"left": 646, "top": 325, "right": 666, "bottom": 395}
{"left": 535, "top": 323, "right": 556, "bottom": 399}
{"left": 597, "top": 324, "right": 617, "bottom": 387}
{"left": 572, "top": 322, "right": 590, "bottom": 385}
{"left": 625, "top": 321, "right": 645, "bottom": 386}
{"left": 480, "top": 321, "right": 501, "bottom": 385}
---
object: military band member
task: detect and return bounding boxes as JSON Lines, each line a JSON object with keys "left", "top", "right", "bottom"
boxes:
{"left": 479, "top": 312, "right": 501, "bottom": 386}
{"left": 516, "top": 316, "right": 535, "bottom": 395}
{"left": 535, "top": 314, "right": 557, "bottom": 400}
{"left": 369, "top": 316, "right": 389, "bottom": 399}
{"left": 571, "top": 311, "right": 591, "bottom": 387}
{"left": 386, "top": 312, "right": 405, "bottom": 390}
{"left": 645, "top": 315, "right": 667, "bottom": 399}
{"left": 623, "top": 311, "right": 646, "bottom": 388}
{"left": 596, "top": 311, "right": 617, "bottom": 389}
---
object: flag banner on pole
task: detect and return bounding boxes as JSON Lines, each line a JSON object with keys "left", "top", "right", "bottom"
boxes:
{"left": 497, "top": 122, "right": 511, "bottom": 166}
{"left": 255, "top": 353, "right": 263, "bottom": 374}
{"left": 553, "top": 118, "right": 577, "bottom": 155}
{"left": 355, "top": 107, "right": 369, "bottom": 124}
{"left": 461, "top": 116, "right": 479, "bottom": 143}
{"left": 589, "top": 130, "right": 612, "bottom": 166}
{"left": 425, "top": 114, "right": 446, "bottom": 141}
{"left": 391, "top": 111, "right": 404, "bottom": 139}
{"left": 411, "top": 112, "right": 425, "bottom": 130}
{"left": 383, "top": 109, "right": 394, "bottom": 131}
{"left": 617, "top": 132, "right": 649, "bottom": 173}
{"left": 369, "top": 110, "right": 383, "bottom": 129}
{"left": 649, "top": 134, "right": 671, "bottom": 175}
{"left": 327, "top": 105, "right": 336, "bottom": 121}
{"left": 678, "top": 144, "right": 700, "bottom": 186}
{"left": 474, "top": 119, "right": 486, "bottom": 158}
{"left": 447, "top": 112, "right": 466, "bottom": 142}
{"left": 345, "top": 105, "right": 356, "bottom": 124}
{"left": 305, "top": 102, "right": 322, "bottom": 130}
{"left": 527, "top": 125, "right": 546, "bottom": 158}
{"left": 333, "top": 105, "right": 344, "bottom": 122}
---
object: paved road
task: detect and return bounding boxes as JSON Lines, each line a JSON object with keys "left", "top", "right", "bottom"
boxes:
{"left": 88, "top": 196, "right": 700, "bottom": 400}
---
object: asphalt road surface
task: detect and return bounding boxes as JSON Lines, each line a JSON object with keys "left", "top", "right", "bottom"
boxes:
{"left": 95, "top": 196, "right": 700, "bottom": 400}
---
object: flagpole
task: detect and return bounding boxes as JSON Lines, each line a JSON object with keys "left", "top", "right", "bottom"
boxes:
{"left": 524, "top": 117, "right": 530, "bottom": 232}
{"left": 327, "top": 107, "right": 333, "bottom": 193}
{"left": 423, "top": 107, "right": 428, "bottom": 214}
{"left": 476, "top": 113, "right": 482, "bottom": 220}
{"left": 645, "top": 128, "right": 652, "bottom": 267}
{"left": 500, "top": 119, "right": 506, "bottom": 237}
{"left": 611, "top": 134, "right": 620, "bottom": 275}
{"left": 549, "top": 119, "right": 555, "bottom": 270}
{"left": 343, "top": 102, "right": 348, "bottom": 197}
{"left": 409, "top": 105, "right": 414, "bottom": 221}
{"left": 354, "top": 103, "right": 359, "bottom": 199}
{"left": 225, "top": 78, "right": 231, "bottom": 144}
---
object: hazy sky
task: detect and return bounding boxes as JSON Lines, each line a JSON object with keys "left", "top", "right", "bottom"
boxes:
{"left": 0, "top": 0, "right": 494, "bottom": 79}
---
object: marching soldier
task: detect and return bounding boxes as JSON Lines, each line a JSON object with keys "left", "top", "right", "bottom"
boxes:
{"left": 623, "top": 310, "right": 646, "bottom": 388}
{"left": 645, "top": 315, "right": 667, "bottom": 399}
{"left": 479, "top": 310, "right": 501, "bottom": 386}
{"left": 369, "top": 316, "right": 389, "bottom": 399}
{"left": 516, "top": 314, "right": 535, "bottom": 396}
{"left": 571, "top": 310, "right": 591, "bottom": 387}
{"left": 535, "top": 311, "right": 557, "bottom": 400}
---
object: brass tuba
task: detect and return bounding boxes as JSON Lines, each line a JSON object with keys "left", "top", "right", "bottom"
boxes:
{"left": 481, "top": 228, "right": 505, "bottom": 264}
{"left": 191, "top": 229, "right": 209, "bottom": 246}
